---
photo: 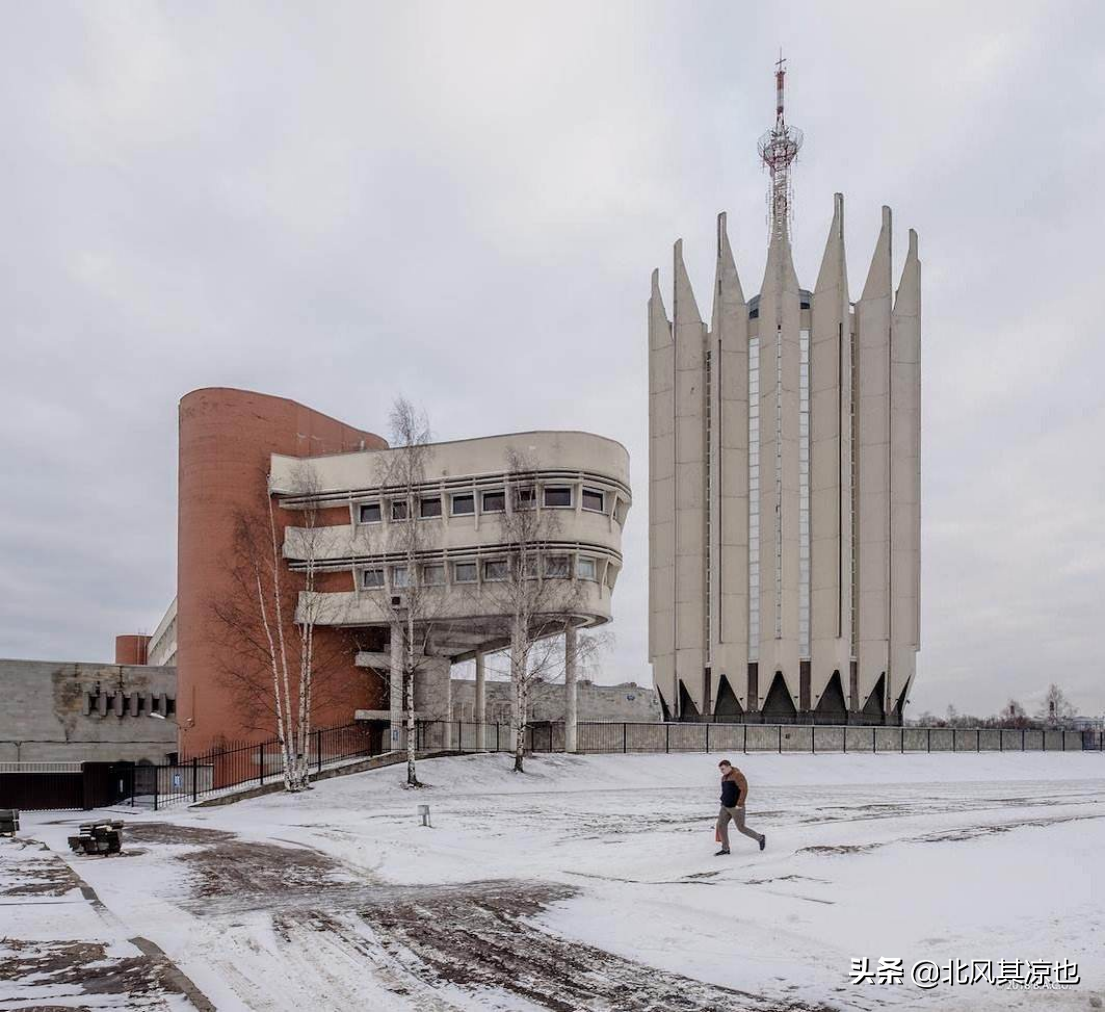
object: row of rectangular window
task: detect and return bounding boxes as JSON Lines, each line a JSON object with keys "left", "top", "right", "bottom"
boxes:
{"left": 361, "top": 555, "right": 602, "bottom": 589}
{"left": 357, "top": 485, "right": 609, "bottom": 525}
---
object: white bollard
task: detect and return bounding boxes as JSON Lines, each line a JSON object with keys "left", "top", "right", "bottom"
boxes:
{"left": 417, "top": 803, "right": 432, "bottom": 828}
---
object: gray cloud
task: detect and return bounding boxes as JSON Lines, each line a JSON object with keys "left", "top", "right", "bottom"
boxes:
{"left": 1, "top": 1, "right": 1101, "bottom": 717}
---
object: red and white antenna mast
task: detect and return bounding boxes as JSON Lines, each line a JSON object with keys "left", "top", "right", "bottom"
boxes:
{"left": 757, "top": 52, "right": 803, "bottom": 240}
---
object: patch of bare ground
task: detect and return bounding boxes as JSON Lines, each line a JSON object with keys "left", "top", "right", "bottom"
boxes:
{"left": 173, "top": 829, "right": 832, "bottom": 1011}
{"left": 177, "top": 839, "right": 360, "bottom": 909}
{"left": 0, "top": 847, "right": 82, "bottom": 898}
{"left": 0, "top": 938, "right": 181, "bottom": 1009}
{"left": 349, "top": 880, "right": 834, "bottom": 1012}
{"left": 122, "top": 822, "right": 236, "bottom": 846}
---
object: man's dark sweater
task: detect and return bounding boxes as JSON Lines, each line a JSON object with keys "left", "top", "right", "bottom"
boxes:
{"left": 719, "top": 769, "right": 747, "bottom": 808}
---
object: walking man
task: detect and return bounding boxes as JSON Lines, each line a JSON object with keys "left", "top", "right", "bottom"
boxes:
{"left": 715, "top": 759, "right": 766, "bottom": 856}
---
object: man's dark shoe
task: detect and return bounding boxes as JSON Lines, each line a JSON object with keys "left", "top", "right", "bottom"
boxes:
{"left": 714, "top": 848, "right": 730, "bottom": 856}
{"left": 759, "top": 835, "right": 766, "bottom": 852}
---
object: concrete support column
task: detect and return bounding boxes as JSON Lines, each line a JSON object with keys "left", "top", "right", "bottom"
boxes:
{"left": 474, "top": 652, "right": 487, "bottom": 750}
{"left": 389, "top": 622, "right": 403, "bottom": 752}
{"left": 564, "top": 624, "right": 578, "bottom": 753}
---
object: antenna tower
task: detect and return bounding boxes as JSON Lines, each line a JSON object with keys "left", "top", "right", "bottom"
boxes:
{"left": 757, "top": 53, "right": 803, "bottom": 240}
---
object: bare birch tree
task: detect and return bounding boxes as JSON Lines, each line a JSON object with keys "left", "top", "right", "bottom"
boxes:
{"left": 364, "top": 397, "right": 455, "bottom": 788}
{"left": 479, "top": 450, "right": 585, "bottom": 773}
{"left": 211, "top": 462, "right": 341, "bottom": 791}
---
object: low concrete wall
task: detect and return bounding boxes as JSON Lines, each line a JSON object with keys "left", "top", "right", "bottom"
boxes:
{"left": 451, "top": 678, "right": 662, "bottom": 724}
{"left": 421, "top": 719, "right": 1100, "bottom": 756}
{"left": 0, "top": 658, "right": 177, "bottom": 764}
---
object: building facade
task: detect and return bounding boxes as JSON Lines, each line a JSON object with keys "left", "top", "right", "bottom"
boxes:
{"left": 272, "top": 429, "right": 631, "bottom": 751}
{"left": 0, "top": 658, "right": 178, "bottom": 764}
{"left": 144, "top": 388, "right": 631, "bottom": 755}
{"left": 648, "top": 200, "right": 921, "bottom": 725}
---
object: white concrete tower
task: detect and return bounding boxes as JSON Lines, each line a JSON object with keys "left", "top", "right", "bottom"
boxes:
{"left": 646, "top": 64, "right": 921, "bottom": 726}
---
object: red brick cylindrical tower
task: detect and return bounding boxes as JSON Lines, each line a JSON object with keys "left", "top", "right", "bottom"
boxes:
{"left": 114, "top": 635, "right": 150, "bottom": 665}
{"left": 177, "top": 388, "right": 388, "bottom": 755}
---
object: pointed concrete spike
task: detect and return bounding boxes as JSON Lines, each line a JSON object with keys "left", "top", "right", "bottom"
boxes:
{"left": 759, "top": 227, "right": 801, "bottom": 304}
{"left": 893, "top": 229, "right": 920, "bottom": 316}
{"left": 673, "top": 239, "right": 703, "bottom": 324}
{"left": 861, "top": 205, "right": 892, "bottom": 301}
{"left": 649, "top": 267, "right": 671, "bottom": 347}
{"left": 711, "top": 212, "right": 745, "bottom": 330}
{"left": 814, "top": 193, "right": 847, "bottom": 295}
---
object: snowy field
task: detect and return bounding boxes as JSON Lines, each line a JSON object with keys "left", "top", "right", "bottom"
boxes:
{"left": 4, "top": 751, "right": 1103, "bottom": 1012}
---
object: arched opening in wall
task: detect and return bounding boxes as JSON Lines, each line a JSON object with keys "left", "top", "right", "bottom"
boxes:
{"left": 714, "top": 675, "right": 743, "bottom": 723}
{"left": 891, "top": 682, "right": 909, "bottom": 726}
{"left": 761, "top": 672, "right": 797, "bottom": 723}
{"left": 862, "top": 674, "right": 886, "bottom": 723}
{"left": 677, "top": 680, "right": 701, "bottom": 722}
{"left": 814, "top": 671, "right": 848, "bottom": 724}
{"left": 657, "top": 688, "right": 671, "bottom": 723}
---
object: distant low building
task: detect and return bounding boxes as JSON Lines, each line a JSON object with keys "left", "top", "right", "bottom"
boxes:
{"left": 0, "top": 657, "right": 177, "bottom": 764}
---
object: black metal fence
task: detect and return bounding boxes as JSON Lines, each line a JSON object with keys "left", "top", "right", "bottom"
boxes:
{"left": 1, "top": 723, "right": 385, "bottom": 812}
{"left": 416, "top": 720, "right": 1104, "bottom": 755}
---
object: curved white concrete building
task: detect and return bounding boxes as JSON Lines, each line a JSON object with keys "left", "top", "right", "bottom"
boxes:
{"left": 271, "top": 431, "right": 632, "bottom": 738}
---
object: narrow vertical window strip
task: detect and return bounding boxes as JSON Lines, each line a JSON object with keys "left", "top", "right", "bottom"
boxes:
{"left": 799, "top": 328, "right": 811, "bottom": 659}
{"left": 748, "top": 334, "right": 760, "bottom": 662}
{"left": 774, "top": 327, "right": 783, "bottom": 640}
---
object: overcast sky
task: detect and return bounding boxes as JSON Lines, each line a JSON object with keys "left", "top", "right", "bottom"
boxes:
{"left": 1, "top": 2, "right": 1102, "bottom": 718}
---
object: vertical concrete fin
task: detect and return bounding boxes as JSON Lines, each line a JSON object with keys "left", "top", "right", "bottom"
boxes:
{"left": 711, "top": 212, "right": 746, "bottom": 331}
{"left": 673, "top": 239, "right": 703, "bottom": 325}
{"left": 711, "top": 212, "right": 749, "bottom": 688}
{"left": 648, "top": 261, "right": 675, "bottom": 707}
{"left": 760, "top": 229, "right": 801, "bottom": 305}
{"left": 649, "top": 267, "right": 671, "bottom": 344}
{"left": 893, "top": 228, "right": 920, "bottom": 317}
{"left": 856, "top": 205, "right": 894, "bottom": 713}
{"left": 672, "top": 237, "right": 708, "bottom": 715}
{"left": 860, "top": 205, "right": 892, "bottom": 302}
{"left": 813, "top": 193, "right": 847, "bottom": 296}
{"left": 891, "top": 226, "right": 921, "bottom": 698}
{"left": 809, "top": 192, "right": 853, "bottom": 705}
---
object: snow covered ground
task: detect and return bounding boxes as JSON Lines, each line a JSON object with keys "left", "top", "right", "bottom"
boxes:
{"left": 6, "top": 751, "right": 1103, "bottom": 1011}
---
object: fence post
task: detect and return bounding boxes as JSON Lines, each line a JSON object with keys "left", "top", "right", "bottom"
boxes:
{"left": 927, "top": 727, "right": 931, "bottom": 753}
{"left": 812, "top": 726, "right": 816, "bottom": 754}
{"left": 259, "top": 744, "right": 265, "bottom": 785}
{"left": 317, "top": 729, "right": 323, "bottom": 773}
{"left": 873, "top": 726, "right": 876, "bottom": 753}
{"left": 976, "top": 729, "right": 980, "bottom": 752}
{"left": 843, "top": 726, "right": 847, "bottom": 753}
{"left": 1022, "top": 728, "right": 1025, "bottom": 751}
{"left": 665, "top": 724, "right": 670, "bottom": 754}
{"left": 192, "top": 756, "right": 198, "bottom": 803}
{"left": 743, "top": 724, "right": 747, "bottom": 755}
{"left": 153, "top": 769, "right": 159, "bottom": 811}
{"left": 900, "top": 727, "right": 904, "bottom": 753}
{"left": 623, "top": 723, "right": 627, "bottom": 754}
{"left": 778, "top": 725, "right": 782, "bottom": 754}
{"left": 705, "top": 722, "right": 710, "bottom": 754}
